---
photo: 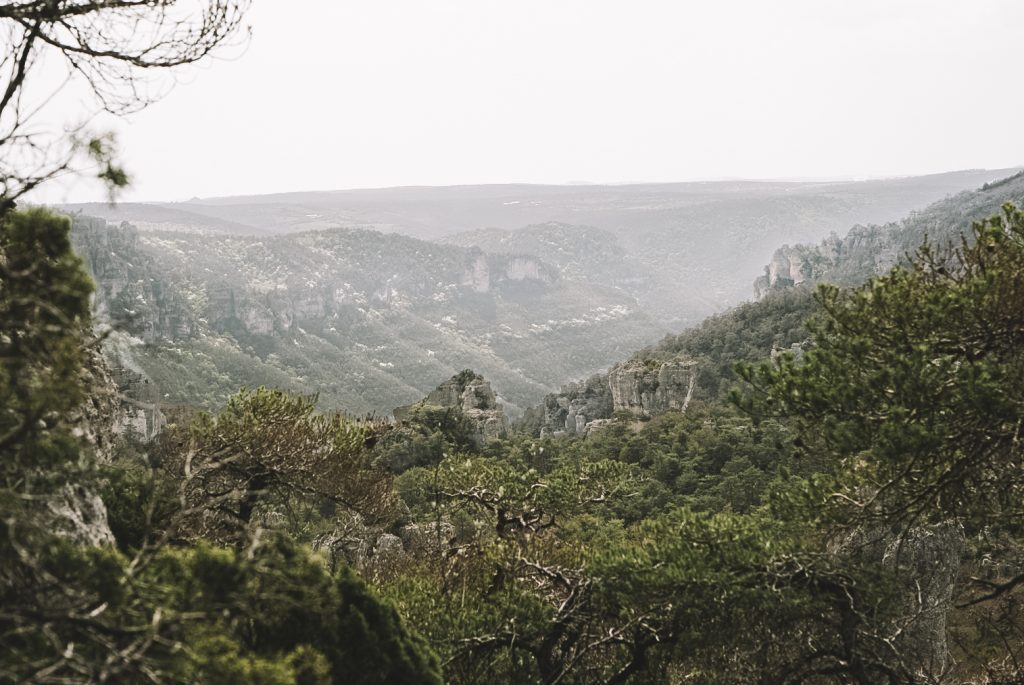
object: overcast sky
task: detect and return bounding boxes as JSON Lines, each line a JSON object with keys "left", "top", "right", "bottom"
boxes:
{"left": 44, "top": 0, "right": 1024, "bottom": 202}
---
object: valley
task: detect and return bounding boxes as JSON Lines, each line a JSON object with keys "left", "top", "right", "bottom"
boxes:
{"left": 63, "top": 169, "right": 1018, "bottom": 417}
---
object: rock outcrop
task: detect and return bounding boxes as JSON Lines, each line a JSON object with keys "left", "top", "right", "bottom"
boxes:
{"left": 534, "top": 359, "right": 697, "bottom": 436}
{"left": 72, "top": 217, "right": 198, "bottom": 341}
{"left": 748, "top": 170, "right": 1024, "bottom": 300}
{"left": 45, "top": 484, "right": 117, "bottom": 547}
{"left": 41, "top": 347, "right": 121, "bottom": 548}
{"left": 608, "top": 359, "right": 697, "bottom": 417}
{"left": 394, "top": 371, "right": 509, "bottom": 445}
{"left": 537, "top": 374, "right": 613, "bottom": 437}
{"left": 108, "top": 365, "right": 166, "bottom": 442}
{"left": 885, "top": 522, "right": 964, "bottom": 677}
{"left": 835, "top": 521, "right": 965, "bottom": 679}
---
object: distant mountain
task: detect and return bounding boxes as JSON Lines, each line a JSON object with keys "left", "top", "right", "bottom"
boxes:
{"left": 62, "top": 169, "right": 1020, "bottom": 326}
{"left": 58, "top": 202, "right": 259, "bottom": 235}
{"left": 70, "top": 217, "right": 665, "bottom": 415}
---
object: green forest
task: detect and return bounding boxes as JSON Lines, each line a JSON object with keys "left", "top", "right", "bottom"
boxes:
{"left": 6, "top": 196, "right": 1024, "bottom": 682}
{"left": 4, "top": 2, "right": 1024, "bottom": 684}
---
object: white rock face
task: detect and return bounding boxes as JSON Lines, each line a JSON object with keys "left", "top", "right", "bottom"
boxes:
{"left": 239, "top": 300, "right": 275, "bottom": 335}
{"left": 395, "top": 372, "right": 510, "bottom": 444}
{"left": 399, "top": 520, "right": 455, "bottom": 556}
{"left": 538, "top": 360, "right": 697, "bottom": 436}
{"left": 46, "top": 484, "right": 116, "bottom": 547}
{"left": 609, "top": 359, "right": 697, "bottom": 417}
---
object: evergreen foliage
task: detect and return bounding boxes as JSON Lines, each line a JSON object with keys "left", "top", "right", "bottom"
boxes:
{"left": 743, "top": 203, "right": 1024, "bottom": 532}
{"left": 0, "top": 209, "right": 441, "bottom": 684}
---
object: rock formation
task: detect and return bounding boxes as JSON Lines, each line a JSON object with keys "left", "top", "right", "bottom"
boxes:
{"left": 608, "top": 359, "right": 697, "bottom": 417}
{"left": 39, "top": 347, "right": 122, "bottom": 547}
{"left": 394, "top": 370, "right": 510, "bottom": 445}
{"left": 538, "top": 374, "right": 613, "bottom": 437}
{"left": 535, "top": 359, "right": 697, "bottom": 436}
{"left": 45, "top": 484, "right": 117, "bottom": 547}
{"left": 835, "top": 521, "right": 964, "bottom": 679}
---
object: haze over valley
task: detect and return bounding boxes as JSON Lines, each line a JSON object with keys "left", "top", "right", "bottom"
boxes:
{"left": 62, "top": 168, "right": 1016, "bottom": 415}
{"left": 7, "top": 3, "right": 1024, "bottom": 683}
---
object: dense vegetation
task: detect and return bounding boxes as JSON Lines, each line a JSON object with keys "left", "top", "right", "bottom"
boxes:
{"left": 7, "top": 187, "right": 1024, "bottom": 682}
{"left": 69, "top": 218, "right": 664, "bottom": 414}
{"left": 5, "top": 3, "right": 1024, "bottom": 682}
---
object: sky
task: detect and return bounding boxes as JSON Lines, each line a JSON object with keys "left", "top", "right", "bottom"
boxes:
{"left": 36, "top": 0, "right": 1024, "bottom": 203}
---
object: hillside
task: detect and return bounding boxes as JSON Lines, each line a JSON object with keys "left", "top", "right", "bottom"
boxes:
{"left": 62, "top": 169, "right": 1019, "bottom": 326}
{"left": 755, "top": 170, "right": 1024, "bottom": 294}
{"left": 526, "top": 170, "right": 1024, "bottom": 436}
{"left": 70, "top": 217, "right": 665, "bottom": 415}
{"left": 443, "top": 223, "right": 653, "bottom": 302}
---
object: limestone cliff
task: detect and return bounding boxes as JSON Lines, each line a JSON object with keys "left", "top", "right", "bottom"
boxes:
{"left": 40, "top": 346, "right": 122, "bottom": 547}
{"left": 608, "top": 359, "right": 697, "bottom": 417}
{"left": 537, "top": 374, "right": 614, "bottom": 437}
{"left": 394, "top": 371, "right": 510, "bottom": 445}
{"left": 534, "top": 358, "right": 697, "bottom": 436}
{"left": 753, "top": 229, "right": 891, "bottom": 299}
{"left": 754, "top": 171, "right": 1024, "bottom": 298}
{"left": 66, "top": 217, "right": 168, "bottom": 442}
{"left": 72, "top": 217, "right": 198, "bottom": 340}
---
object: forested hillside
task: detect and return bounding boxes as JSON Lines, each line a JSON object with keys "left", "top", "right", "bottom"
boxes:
{"left": 63, "top": 169, "right": 1018, "bottom": 326}
{"left": 70, "top": 217, "right": 664, "bottom": 414}
{"left": 755, "top": 170, "right": 1024, "bottom": 294}
{"left": 8, "top": 2, "right": 1024, "bottom": 683}
{"left": 523, "top": 170, "right": 1024, "bottom": 440}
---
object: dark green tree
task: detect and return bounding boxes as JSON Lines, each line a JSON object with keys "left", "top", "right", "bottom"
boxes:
{"left": 739, "top": 204, "right": 1024, "bottom": 680}
{"left": 741, "top": 203, "right": 1024, "bottom": 532}
{"left": 169, "top": 387, "right": 394, "bottom": 543}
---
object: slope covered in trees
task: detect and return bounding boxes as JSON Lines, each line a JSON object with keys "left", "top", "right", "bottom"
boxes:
{"left": 524, "top": 170, "right": 1024, "bottom": 440}
{"left": 12, "top": 196, "right": 1024, "bottom": 683}
{"left": 755, "top": 170, "right": 1024, "bottom": 293}
{"left": 69, "top": 217, "right": 664, "bottom": 414}
{"left": 65, "top": 169, "right": 1019, "bottom": 327}
{"left": 372, "top": 200, "right": 1024, "bottom": 684}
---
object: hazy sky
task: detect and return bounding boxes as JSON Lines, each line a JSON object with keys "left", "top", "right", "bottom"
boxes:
{"left": 44, "top": 0, "right": 1024, "bottom": 202}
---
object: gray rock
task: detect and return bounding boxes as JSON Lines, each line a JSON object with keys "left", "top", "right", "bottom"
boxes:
{"left": 534, "top": 360, "right": 696, "bottom": 436}
{"left": 399, "top": 520, "right": 455, "bottom": 556}
{"left": 836, "top": 521, "right": 964, "bottom": 678}
{"left": 538, "top": 373, "right": 613, "bottom": 436}
{"left": 45, "top": 484, "right": 116, "bottom": 547}
{"left": 394, "top": 371, "right": 509, "bottom": 445}
{"left": 608, "top": 359, "right": 697, "bottom": 417}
